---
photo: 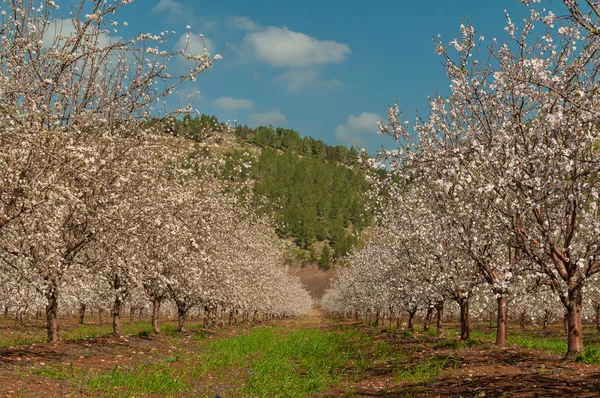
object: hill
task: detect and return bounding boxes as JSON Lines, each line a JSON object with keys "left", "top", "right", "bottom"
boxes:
{"left": 163, "top": 115, "right": 374, "bottom": 269}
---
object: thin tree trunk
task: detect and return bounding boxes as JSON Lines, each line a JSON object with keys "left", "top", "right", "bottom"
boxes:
{"left": 496, "top": 296, "right": 507, "bottom": 346}
{"left": 520, "top": 311, "right": 526, "bottom": 330}
{"left": 130, "top": 307, "right": 135, "bottom": 323}
{"left": 151, "top": 299, "right": 161, "bottom": 334}
{"left": 176, "top": 305, "right": 187, "bottom": 332}
{"left": 423, "top": 306, "right": 433, "bottom": 332}
{"left": 595, "top": 305, "right": 600, "bottom": 334}
{"left": 46, "top": 293, "right": 60, "bottom": 343}
{"left": 565, "top": 287, "right": 583, "bottom": 359}
{"left": 407, "top": 309, "right": 417, "bottom": 330}
{"left": 79, "top": 303, "right": 86, "bottom": 324}
{"left": 396, "top": 308, "right": 403, "bottom": 328}
{"left": 459, "top": 299, "right": 469, "bottom": 341}
{"left": 99, "top": 308, "right": 103, "bottom": 325}
{"left": 112, "top": 297, "right": 123, "bottom": 337}
{"left": 435, "top": 302, "right": 444, "bottom": 334}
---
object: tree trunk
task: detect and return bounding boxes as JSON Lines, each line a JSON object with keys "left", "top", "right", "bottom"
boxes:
{"left": 130, "top": 307, "right": 135, "bottom": 323}
{"left": 435, "top": 302, "right": 444, "bottom": 334}
{"left": 46, "top": 293, "right": 60, "bottom": 343}
{"left": 407, "top": 309, "right": 417, "bottom": 330}
{"left": 151, "top": 299, "right": 161, "bottom": 334}
{"left": 519, "top": 311, "right": 526, "bottom": 330}
{"left": 423, "top": 306, "right": 433, "bottom": 332}
{"left": 563, "top": 312, "right": 568, "bottom": 334}
{"left": 396, "top": 308, "right": 403, "bottom": 328}
{"left": 99, "top": 308, "right": 103, "bottom": 325}
{"left": 459, "top": 299, "right": 469, "bottom": 341}
{"left": 496, "top": 296, "right": 507, "bottom": 346}
{"left": 112, "top": 297, "right": 123, "bottom": 337}
{"left": 176, "top": 305, "right": 187, "bottom": 332}
{"left": 79, "top": 303, "right": 86, "bottom": 324}
{"left": 595, "top": 305, "right": 600, "bottom": 334}
{"left": 565, "top": 287, "right": 583, "bottom": 359}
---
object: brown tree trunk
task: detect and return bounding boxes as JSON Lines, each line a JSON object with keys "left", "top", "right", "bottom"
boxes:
{"left": 423, "top": 306, "right": 433, "bottom": 332}
{"left": 46, "top": 293, "right": 60, "bottom": 343}
{"left": 435, "top": 302, "right": 444, "bottom": 334}
{"left": 99, "top": 308, "right": 103, "bottom": 325}
{"left": 519, "top": 311, "right": 526, "bottom": 330}
{"left": 496, "top": 296, "right": 507, "bottom": 346}
{"left": 563, "top": 312, "right": 568, "bottom": 334}
{"left": 396, "top": 308, "right": 403, "bottom": 328}
{"left": 112, "top": 297, "right": 122, "bottom": 337}
{"left": 459, "top": 299, "right": 469, "bottom": 341}
{"left": 130, "top": 307, "right": 135, "bottom": 323}
{"left": 595, "top": 305, "right": 600, "bottom": 334}
{"left": 79, "top": 303, "right": 86, "bottom": 324}
{"left": 151, "top": 299, "right": 161, "bottom": 334}
{"left": 407, "top": 309, "right": 417, "bottom": 330}
{"left": 565, "top": 288, "right": 583, "bottom": 359}
{"left": 176, "top": 305, "right": 187, "bottom": 332}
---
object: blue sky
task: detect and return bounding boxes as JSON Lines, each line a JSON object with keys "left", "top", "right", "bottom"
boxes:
{"left": 65, "top": 0, "right": 564, "bottom": 153}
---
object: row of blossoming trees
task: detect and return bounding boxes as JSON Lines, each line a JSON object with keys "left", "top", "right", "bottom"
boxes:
{"left": 323, "top": 0, "right": 600, "bottom": 359}
{"left": 0, "top": 0, "right": 312, "bottom": 343}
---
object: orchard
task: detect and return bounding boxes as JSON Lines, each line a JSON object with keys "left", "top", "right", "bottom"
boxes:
{"left": 324, "top": 0, "right": 600, "bottom": 360}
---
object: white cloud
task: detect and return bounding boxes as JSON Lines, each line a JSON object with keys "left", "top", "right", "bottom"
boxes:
{"left": 249, "top": 109, "right": 287, "bottom": 126}
{"left": 335, "top": 112, "right": 381, "bottom": 148}
{"left": 244, "top": 26, "right": 350, "bottom": 67}
{"left": 227, "top": 16, "right": 262, "bottom": 31}
{"left": 43, "top": 19, "right": 114, "bottom": 49}
{"left": 213, "top": 96, "right": 254, "bottom": 112}
{"left": 152, "top": 0, "right": 182, "bottom": 16}
{"left": 176, "top": 32, "right": 214, "bottom": 56}
{"left": 276, "top": 68, "right": 341, "bottom": 92}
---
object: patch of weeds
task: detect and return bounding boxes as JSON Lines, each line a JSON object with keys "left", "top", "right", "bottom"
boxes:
{"left": 0, "top": 335, "right": 46, "bottom": 347}
{"left": 507, "top": 335, "right": 566, "bottom": 356}
{"left": 160, "top": 323, "right": 179, "bottom": 337}
{"left": 373, "top": 339, "right": 402, "bottom": 361}
{"left": 401, "top": 330, "right": 414, "bottom": 339}
{"left": 433, "top": 340, "right": 462, "bottom": 350}
{"left": 29, "top": 364, "right": 83, "bottom": 380}
{"left": 193, "top": 326, "right": 367, "bottom": 396}
{"left": 576, "top": 345, "right": 600, "bottom": 364}
{"left": 62, "top": 324, "right": 111, "bottom": 340}
{"left": 396, "top": 355, "right": 456, "bottom": 384}
{"left": 433, "top": 338, "right": 481, "bottom": 350}
{"left": 122, "top": 322, "right": 153, "bottom": 336}
{"left": 136, "top": 329, "right": 152, "bottom": 337}
{"left": 85, "top": 363, "right": 187, "bottom": 396}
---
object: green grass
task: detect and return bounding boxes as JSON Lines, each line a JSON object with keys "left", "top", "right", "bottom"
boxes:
{"left": 29, "top": 364, "right": 83, "bottom": 380}
{"left": 466, "top": 327, "right": 600, "bottom": 363}
{"left": 86, "top": 363, "right": 187, "bottom": 397}
{"left": 194, "top": 326, "right": 370, "bottom": 397}
{"left": 396, "top": 355, "right": 456, "bottom": 384}
{"left": 0, "top": 333, "right": 46, "bottom": 347}
{"left": 433, "top": 338, "right": 482, "bottom": 350}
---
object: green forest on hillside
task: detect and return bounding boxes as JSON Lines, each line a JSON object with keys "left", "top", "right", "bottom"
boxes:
{"left": 165, "top": 115, "right": 373, "bottom": 268}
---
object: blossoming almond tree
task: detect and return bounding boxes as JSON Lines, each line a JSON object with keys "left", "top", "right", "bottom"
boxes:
{"left": 377, "top": 0, "right": 600, "bottom": 357}
{"left": 0, "top": 0, "right": 220, "bottom": 342}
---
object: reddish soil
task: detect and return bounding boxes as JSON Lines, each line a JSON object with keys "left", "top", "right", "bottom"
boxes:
{"left": 1, "top": 312, "right": 600, "bottom": 397}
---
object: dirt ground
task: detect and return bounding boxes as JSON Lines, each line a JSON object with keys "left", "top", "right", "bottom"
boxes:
{"left": 1, "top": 310, "right": 600, "bottom": 397}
